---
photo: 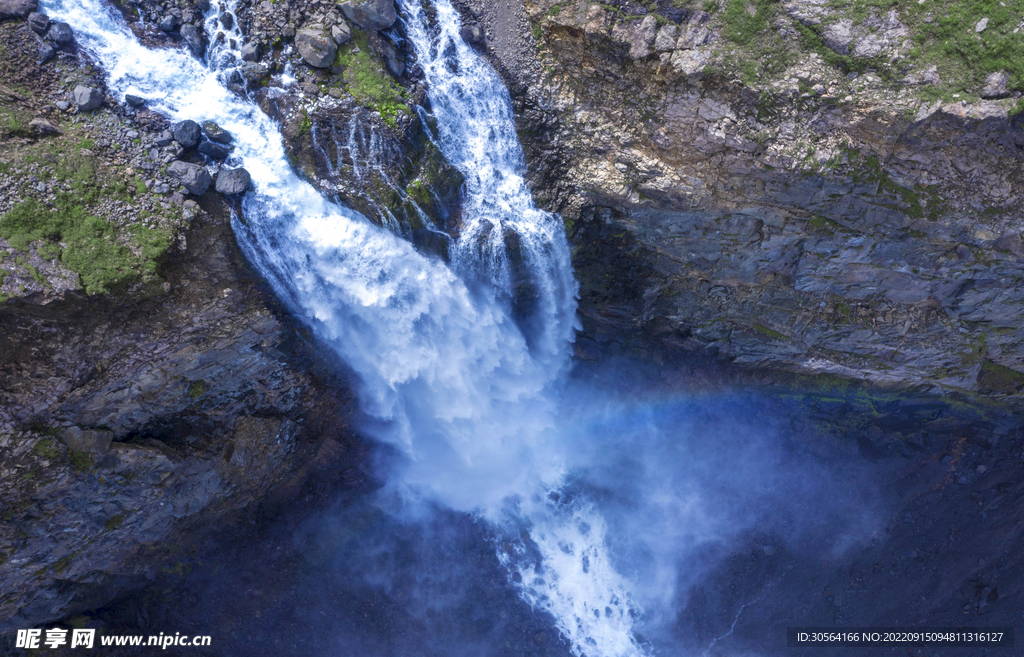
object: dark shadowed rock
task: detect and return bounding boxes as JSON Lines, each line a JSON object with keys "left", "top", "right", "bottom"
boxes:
{"left": 994, "top": 232, "right": 1023, "bottom": 257}
{"left": 295, "top": 26, "right": 337, "bottom": 68}
{"left": 460, "top": 23, "right": 484, "bottom": 44}
{"left": 167, "top": 160, "right": 212, "bottom": 195}
{"left": 26, "top": 11, "right": 47, "bottom": 34}
{"left": 72, "top": 85, "right": 103, "bottom": 111}
{"left": 172, "top": 119, "right": 202, "bottom": 148}
{"left": 125, "top": 94, "right": 145, "bottom": 108}
{"left": 198, "top": 141, "right": 230, "bottom": 160}
{"left": 180, "top": 23, "right": 205, "bottom": 56}
{"left": 215, "top": 168, "right": 251, "bottom": 195}
{"left": 37, "top": 42, "right": 54, "bottom": 64}
{"left": 0, "top": 0, "right": 36, "bottom": 19}
{"left": 47, "top": 21, "right": 73, "bottom": 46}
{"left": 201, "top": 120, "right": 232, "bottom": 144}
{"left": 158, "top": 14, "right": 182, "bottom": 32}
{"left": 381, "top": 41, "right": 404, "bottom": 77}
{"left": 339, "top": 0, "right": 396, "bottom": 31}
{"left": 219, "top": 12, "right": 232, "bottom": 29}
{"left": 240, "top": 42, "right": 259, "bottom": 61}
{"left": 195, "top": 0, "right": 210, "bottom": 9}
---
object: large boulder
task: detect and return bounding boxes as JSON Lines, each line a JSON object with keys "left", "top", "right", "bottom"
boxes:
{"left": 459, "top": 23, "right": 483, "bottom": 45}
{"left": 26, "top": 11, "right": 48, "bottom": 35}
{"left": 653, "top": 24, "right": 678, "bottom": 52}
{"left": 669, "top": 47, "right": 708, "bottom": 77}
{"left": 72, "top": 86, "right": 103, "bottom": 111}
{"left": 172, "top": 119, "right": 202, "bottom": 148}
{"left": 981, "top": 70, "right": 1011, "bottom": 99}
{"left": 240, "top": 42, "right": 260, "bottom": 62}
{"left": 295, "top": 26, "right": 337, "bottom": 68}
{"left": 47, "top": 21, "right": 73, "bottom": 46}
{"left": 159, "top": 14, "right": 182, "bottom": 32}
{"left": 38, "top": 42, "right": 55, "bottom": 64}
{"left": 180, "top": 23, "right": 205, "bottom": 56}
{"left": 202, "top": 120, "right": 232, "bottom": 144}
{"left": 28, "top": 117, "right": 60, "bottom": 136}
{"left": 332, "top": 21, "right": 352, "bottom": 45}
{"left": 0, "top": 0, "right": 35, "bottom": 19}
{"left": 198, "top": 141, "right": 230, "bottom": 160}
{"left": 611, "top": 15, "right": 657, "bottom": 60}
{"left": 215, "top": 168, "right": 251, "bottom": 195}
{"left": 338, "top": 0, "right": 396, "bottom": 31}
{"left": 167, "top": 160, "right": 212, "bottom": 195}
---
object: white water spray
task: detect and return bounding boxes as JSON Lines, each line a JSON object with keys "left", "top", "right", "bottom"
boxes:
{"left": 401, "top": 0, "right": 578, "bottom": 368}
{"left": 39, "top": 0, "right": 647, "bottom": 654}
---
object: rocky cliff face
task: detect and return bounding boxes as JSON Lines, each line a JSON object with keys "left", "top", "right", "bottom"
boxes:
{"left": 453, "top": 0, "right": 1024, "bottom": 408}
{"left": 0, "top": 202, "right": 358, "bottom": 630}
{"left": 0, "top": 9, "right": 360, "bottom": 629}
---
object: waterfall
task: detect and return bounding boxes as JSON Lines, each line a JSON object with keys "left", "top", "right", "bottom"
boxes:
{"left": 401, "top": 0, "right": 579, "bottom": 369}
{"left": 38, "top": 0, "right": 647, "bottom": 654}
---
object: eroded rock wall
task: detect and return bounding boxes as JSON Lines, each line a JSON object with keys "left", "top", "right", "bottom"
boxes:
{"left": 0, "top": 7, "right": 361, "bottom": 628}
{"left": 455, "top": 0, "right": 1024, "bottom": 405}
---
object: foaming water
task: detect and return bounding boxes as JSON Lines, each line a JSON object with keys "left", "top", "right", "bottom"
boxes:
{"left": 402, "top": 0, "right": 578, "bottom": 366}
{"left": 39, "top": 1, "right": 647, "bottom": 653}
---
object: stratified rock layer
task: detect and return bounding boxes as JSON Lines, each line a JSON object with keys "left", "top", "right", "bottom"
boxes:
{"left": 453, "top": 0, "right": 1024, "bottom": 405}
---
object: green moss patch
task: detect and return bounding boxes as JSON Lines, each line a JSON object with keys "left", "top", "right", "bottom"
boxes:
{"left": 1, "top": 195, "right": 170, "bottom": 295}
{"left": 31, "top": 438, "right": 60, "bottom": 460}
{"left": 977, "top": 359, "right": 1024, "bottom": 394}
{"left": 0, "top": 145, "right": 172, "bottom": 295}
{"left": 752, "top": 322, "right": 789, "bottom": 340}
{"left": 188, "top": 380, "right": 208, "bottom": 398}
{"left": 334, "top": 31, "right": 409, "bottom": 127}
{"left": 68, "top": 450, "right": 92, "bottom": 471}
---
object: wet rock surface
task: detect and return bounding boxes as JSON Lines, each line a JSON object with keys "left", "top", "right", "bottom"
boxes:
{"left": 20, "top": 358, "right": 1024, "bottom": 657}
{"left": 171, "top": 119, "right": 202, "bottom": 148}
{"left": 166, "top": 160, "right": 212, "bottom": 195}
{"left": 215, "top": 167, "right": 251, "bottom": 195}
{"left": 0, "top": 0, "right": 35, "bottom": 19}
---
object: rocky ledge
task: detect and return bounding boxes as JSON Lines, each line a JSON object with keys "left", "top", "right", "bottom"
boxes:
{"left": 454, "top": 0, "right": 1024, "bottom": 409}
{"left": 0, "top": 9, "right": 359, "bottom": 629}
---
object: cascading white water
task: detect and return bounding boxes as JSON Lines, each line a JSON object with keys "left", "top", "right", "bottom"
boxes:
{"left": 400, "top": 0, "right": 579, "bottom": 369}
{"left": 38, "top": 0, "right": 648, "bottom": 654}
{"left": 204, "top": 0, "right": 244, "bottom": 71}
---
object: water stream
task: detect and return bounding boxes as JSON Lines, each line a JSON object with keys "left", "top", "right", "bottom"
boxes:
{"left": 38, "top": 0, "right": 650, "bottom": 654}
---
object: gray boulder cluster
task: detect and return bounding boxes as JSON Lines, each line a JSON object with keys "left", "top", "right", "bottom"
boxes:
{"left": 165, "top": 120, "right": 250, "bottom": 197}
{"left": 15, "top": 7, "right": 76, "bottom": 64}
{"left": 150, "top": 3, "right": 206, "bottom": 56}
{"left": 0, "top": 0, "right": 36, "bottom": 19}
{"left": 292, "top": 0, "right": 394, "bottom": 68}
